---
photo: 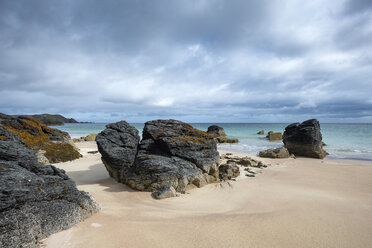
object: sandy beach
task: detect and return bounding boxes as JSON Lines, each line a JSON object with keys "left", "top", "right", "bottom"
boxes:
{"left": 44, "top": 142, "right": 372, "bottom": 248}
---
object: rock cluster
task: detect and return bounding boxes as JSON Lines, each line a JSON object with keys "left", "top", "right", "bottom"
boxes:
{"left": 283, "top": 119, "right": 328, "bottom": 159}
{"left": 73, "top": 133, "right": 98, "bottom": 142}
{"left": 0, "top": 126, "right": 99, "bottom": 248}
{"left": 96, "top": 120, "right": 220, "bottom": 198}
{"left": 219, "top": 153, "right": 269, "bottom": 178}
{"left": 266, "top": 131, "right": 282, "bottom": 141}
{"left": 207, "top": 125, "right": 239, "bottom": 143}
{"left": 259, "top": 147, "right": 290, "bottom": 158}
{"left": 0, "top": 113, "right": 81, "bottom": 164}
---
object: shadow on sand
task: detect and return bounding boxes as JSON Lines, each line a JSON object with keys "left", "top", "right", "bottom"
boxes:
{"left": 66, "top": 163, "right": 137, "bottom": 193}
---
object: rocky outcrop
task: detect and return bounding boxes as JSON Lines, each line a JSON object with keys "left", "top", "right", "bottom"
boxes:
{"left": 283, "top": 119, "right": 328, "bottom": 159}
{"left": 207, "top": 125, "right": 239, "bottom": 143}
{"left": 266, "top": 131, "right": 282, "bottom": 141}
{"left": 96, "top": 120, "right": 220, "bottom": 196}
{"left": 13, "top": 114, "right": 78, "bottom": 126}
{"left": 259, "top": 147, "right": 290, "bottom": 158}
{"left": 96, "top": 121, "right": 140, "bottom": 182}
{"left": 257, "top": 130, "right": 264, "bottom": 135}
{"left": 0, "top": 113, "right": 81, "bottom": 164}
{"left": 0, "top": 125, "right": 99, "bottom": 248}
{"left": 73, "top": 133, "right": 98, "bottom": 142}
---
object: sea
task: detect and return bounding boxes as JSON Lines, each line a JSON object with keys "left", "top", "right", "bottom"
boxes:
{"left": 52, "top": 123, "right": 372, "bottom": 161}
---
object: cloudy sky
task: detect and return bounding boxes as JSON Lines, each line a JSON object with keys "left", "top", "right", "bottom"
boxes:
{"left": 0, "top": 0, "right": 371, "bottom": 123}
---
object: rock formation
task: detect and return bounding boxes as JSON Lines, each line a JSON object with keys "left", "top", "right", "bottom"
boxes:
{"left": 259, "top": 147, "right": 290, "bottom": 158}
{"left": 257, "top": 130, "right": 264, "bottom": 135}
{"left": 96, "top": 120, "right": 220, "bottom": 196}
{"left": 73, "top": 133, "right": 98, "bottom": 142}
{"left": 0, "top": 113, "right": 81, "bottom": 164}
{"left": 266, "top": 131, "right": 282, "bottom": 141}
{"left": 207, "top": 125, "right": 239, "bottom": 143}
{"left": 283, "top": 119, "right": 328, "bottom": 159}
{"left": 0, "top": 125, "right": 99, "bottom": 248}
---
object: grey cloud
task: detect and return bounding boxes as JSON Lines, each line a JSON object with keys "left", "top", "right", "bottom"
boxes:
{"left": 0, "top": 0, "right": 371, "bottom": 123}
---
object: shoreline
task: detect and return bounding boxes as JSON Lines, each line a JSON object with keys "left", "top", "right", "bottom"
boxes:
{"left": 44, "top": 141, "right": 372, "bottom": 248}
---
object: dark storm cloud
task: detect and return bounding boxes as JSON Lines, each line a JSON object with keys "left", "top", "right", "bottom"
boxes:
{"left": 0, "top": 0, "right": 371, "bottom": 123}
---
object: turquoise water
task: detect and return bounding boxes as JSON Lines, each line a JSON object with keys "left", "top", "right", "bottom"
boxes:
{"left": 52, "top": 123, "right": 372, "bottom": 160}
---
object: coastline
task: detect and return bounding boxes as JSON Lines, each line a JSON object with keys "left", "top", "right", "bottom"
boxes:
{"left": 44, "top": 142, "right": 372, "bottom": 248}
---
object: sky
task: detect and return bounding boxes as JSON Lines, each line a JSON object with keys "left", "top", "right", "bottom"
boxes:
{"left": 0, "top": 0, "right": 372, "bottom": 123}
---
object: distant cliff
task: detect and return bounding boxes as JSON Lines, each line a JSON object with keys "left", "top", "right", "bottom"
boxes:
{"left": 12, "top": 114, "right": 78, "bottom": 126}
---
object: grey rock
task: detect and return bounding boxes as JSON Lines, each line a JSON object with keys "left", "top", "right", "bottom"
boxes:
{"left": 96, "top": 121, "right": 140, "bottom": 182}
{"left": 283, "top": 119, "right": 328, "bottom": 159}
{"left": 0, "top": 125, "right": 99, "bottom": 248}
{"left": 259, "top": 147, "right": 290, "bottom": 158}
{"left": 207, "top": 125, "right": 239, "bottom": 143}
{"left": 97, "top": 120, "right": 220, "bottom": 196}
{"left": 152, "top": 185, "right": 177, "bottom": 199}
{"left": 219, "top": 163, "right": 240, "bottom": 180}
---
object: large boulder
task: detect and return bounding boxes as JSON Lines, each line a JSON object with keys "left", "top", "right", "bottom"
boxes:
{"left": 207, "top": 125, "right": 238, "bottom": 143}
{"left": 283, "top": 119, "right": 328, "bottom": 159}
{"left": 96, "top": 120, "right": 220, "bottom": 195}
{"left": 0, "top": 113, "right": 81, "bottom": 164}
{"left": 259, "top": 147, "right": 290, "bottom": 158}
{"left": 0, "top": 125, "right": 99, "bottom": 248}
{"left": 96, "top": 121, "right": 140, "bottom": 182}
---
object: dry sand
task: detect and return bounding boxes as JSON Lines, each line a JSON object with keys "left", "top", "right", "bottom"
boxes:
{"left": 44, "top": 142, "right": 372, "bottom": 248}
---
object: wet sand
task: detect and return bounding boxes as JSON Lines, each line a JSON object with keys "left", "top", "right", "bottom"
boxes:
{"left": 45, "top": 142, "right": 372, "bottom": 248}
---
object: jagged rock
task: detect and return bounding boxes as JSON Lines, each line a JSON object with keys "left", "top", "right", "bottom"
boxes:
{"left": 283, "top": 119, "right": 328, "bottom": 159}
{"left": 0, "top": 113, "right": 81, "bottom": 164}
{"left": 207, "top": 125, "right": 239, "bottom": 143}
{"left": 259, "top": 147, "right": 290, "bottom": 158}
{"left": 96, "top": 121, "right": 140, "bottom": 182}
{"left": 96, "top": 119, "right": 220, "bottom": 195}
{"left": 257, "top": 130, "right": 264, "bottom": 135}
{"left": 152, "top": 185, "right": 177, "bottom": 199}
{"left": 219, "top": 163, "right": 240, "bottom": 180}
{"left": 0, "top": 125, "right": 99, "bottom": 248}
{"left": 266, "top": 131, "right": 282, "bottom": 141}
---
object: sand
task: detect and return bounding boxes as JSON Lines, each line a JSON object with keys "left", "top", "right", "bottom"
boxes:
{"left": 44, "top": 142, "right": 372, "bottom": 248}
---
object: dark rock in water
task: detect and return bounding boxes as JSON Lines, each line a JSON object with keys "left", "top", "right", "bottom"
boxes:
{"left": 257, "top": 130, "right": 264, "bottom": 135}
{"left": 0, "top": 126, "right": 99, "bottom": 248}
{"left": 207, "top": 124, "right": 239, "bottom": 143}
{"left": 266, "top": 131, "right": 282, "bottom": 141}
{"left": 219, "top": 163, "right": 240, "bottom": 180}
{"left": 96, "top": 121, "right": 140, "bottom": 182}
{"left": 283, "top": 119, "right": 328, "bottom": 159}
{"left": 207, "top": 125, "right": 227, "bottom": 137}
{"left": 152, "top": 185, "right": 177, "bottom": 199}
{"left": 259, "top": 147, "right": 290, "bottom": 158}
{"left": 0, "top": 113, "right": 81, "bottom": 164}
{"left": 96, "top": 119, "right": 220, "bottom": 195}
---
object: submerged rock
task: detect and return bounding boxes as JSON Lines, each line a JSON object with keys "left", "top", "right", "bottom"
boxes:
{"left": 257, "top": 130, "right": 265, "bottom": 135}
{"left": 0, "top": 113, "right": 81, "bottom": 164}
{"left": 207, "top": 125, "right": 239, "bottom": 143}
{"left": 96, "top": 119, "right": 220, "bottom": 195}
{"left": 0, "top": 126, "right": 99, "bottom": 248}
{"left": 283, "top": 119, "right": 328, "bottom": 159}
{"left": 259, "top": 147, "right": 290, "bottom": 158}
